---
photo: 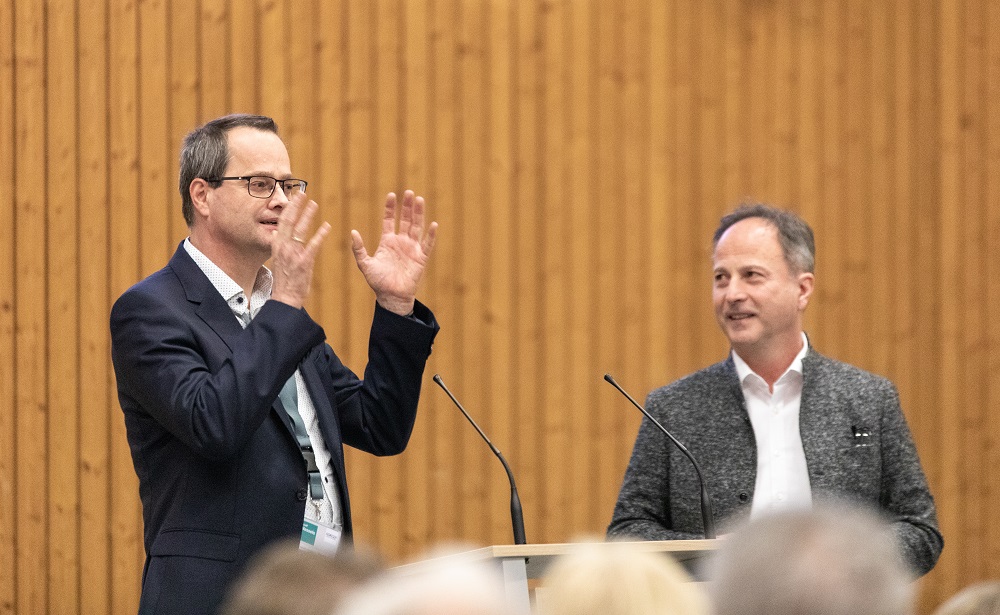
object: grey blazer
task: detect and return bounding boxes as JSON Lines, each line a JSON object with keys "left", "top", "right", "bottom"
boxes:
{"left": 607, "top": 348, "right": 943, "bottom": 576}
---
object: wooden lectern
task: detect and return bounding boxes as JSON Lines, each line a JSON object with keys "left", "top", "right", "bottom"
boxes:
{"left": 395, "top": 539, "right": 720, "bottom": 613}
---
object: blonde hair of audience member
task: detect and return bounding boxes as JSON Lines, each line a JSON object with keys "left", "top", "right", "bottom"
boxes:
{"left": 933, "top": 582, "right": 1000, "bottom": 615}
{"left": 708, "top": 504, "right": 914, "bottom": 615}
{"left": 219, "top": 540, "right": 384, "bottom": 615}
{"left": 539, "top": 540, "right": 709, "bottom": 615}
{"left": 333, "top": 551, "right": 524, "bottom": 615}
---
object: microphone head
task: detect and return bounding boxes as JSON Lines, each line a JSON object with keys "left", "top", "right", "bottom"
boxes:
{"left": 432, "top": 373, "right": 444, "bottom": 386}
{"left": 604, "top": 373, "right": 616, "bottom": 385}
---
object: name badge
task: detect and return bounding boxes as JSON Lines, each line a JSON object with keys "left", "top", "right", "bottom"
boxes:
{"left": 300, "top": 518, "right": 343, "bottom": 556}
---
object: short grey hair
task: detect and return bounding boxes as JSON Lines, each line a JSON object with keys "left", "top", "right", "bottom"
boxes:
{"left": 713, "top": 203, "right": 816, "bottom": 274}
{"left": 178, "top": 114, "right": 278, "bottom": 226}
{"left": 708, "top": 504, "right": 914, "bottom": 615}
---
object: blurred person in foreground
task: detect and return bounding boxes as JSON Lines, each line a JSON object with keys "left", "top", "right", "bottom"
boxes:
{"left": 608, "top": 203, "right": 941, "bottom": 576}
{"left": 539, "top": 540, "right": 709, "bottom": 615}
{"left": 932, "top": 582, "right": 1000, "bottom": 615}
{"left": 111, "top": 113, "right": 440, "bottom": 614}
{"left": 333, "top": 546, "right": 525, "bottom": 615}
{"left": 708, "top": 504, "right": 914, "bottom": 615}
{"left": 219, "top": 540, "right": 383, "bottom": 615}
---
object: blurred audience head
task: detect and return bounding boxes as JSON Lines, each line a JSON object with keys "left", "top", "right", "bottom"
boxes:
{"left": 933, "top": 582, "right": 1000, "bottom": 615}
{"left": 539, "top": 539, "right": 709, "bottom": 615}
{"left": 219, "top": 540, "right": 384, "bottom": 615}
{"left": 708, "top": 503, "right": 914, "bottom": 615}
{"left": 333, "top": 546, "right": 524, "bottom": 615}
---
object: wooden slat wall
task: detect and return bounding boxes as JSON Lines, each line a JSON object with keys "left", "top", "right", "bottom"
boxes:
{"left": 2, "top": 0, "right": 997, "bottom": 613}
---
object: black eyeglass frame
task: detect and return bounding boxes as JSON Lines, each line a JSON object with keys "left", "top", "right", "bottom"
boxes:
{"left": 206, "top": 175, "right": 308, "bottom": 199}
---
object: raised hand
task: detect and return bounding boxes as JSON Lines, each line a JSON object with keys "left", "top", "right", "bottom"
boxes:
{"left": 270, "top": 192, "right": 331, "bottom": 309}
{"left": 351, "top": 190, "right": 438, "bottom": 315}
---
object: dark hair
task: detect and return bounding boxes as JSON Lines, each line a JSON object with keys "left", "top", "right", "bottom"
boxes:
{"left": 713, "top": 203, "right": 816, "bottom": 274}
{"left": 178, "top": 114, "right": 279, "bottom": 226}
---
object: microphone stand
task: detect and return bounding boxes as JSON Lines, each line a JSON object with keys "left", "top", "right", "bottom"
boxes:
{"left": 604, "top": 373, "right": 717, "bottom": 539}
{"left": 433, "top": 374, "right": 527, "bottom": 545}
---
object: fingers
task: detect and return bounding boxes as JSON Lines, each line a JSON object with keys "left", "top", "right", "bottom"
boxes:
{"left": 307, "top": 222, "right": 332, "bottom": 254}
{"left": 398, "top": 190, "right": 414, "bottom": 237}
{"left": 421, "top": 221, "right": 438, "bottom": 256}
{"left": 350, "top": 229, "right": 368, "bottom": 264}
{"left": 383, "top": 189, "right": 435, "bottom": 248}
{"left": 294, "top": 200, "right": 319, "bottom": 242}
{"left": 409, "top": 194, "right": 425, "bottom": 240}
{"left": 382, "top": 193, "right": 397, "bottom": 236}
{"left": 277, "top": 191, "right": 307, "bottom": 238}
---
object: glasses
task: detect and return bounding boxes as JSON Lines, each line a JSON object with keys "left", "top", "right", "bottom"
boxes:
{"left": 208, "top": 176, "right": 308, "bottom": 199}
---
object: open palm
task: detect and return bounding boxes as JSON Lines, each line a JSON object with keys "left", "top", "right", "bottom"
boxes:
{"left": 352, "top": 191, "right": 438, "bottom": 315}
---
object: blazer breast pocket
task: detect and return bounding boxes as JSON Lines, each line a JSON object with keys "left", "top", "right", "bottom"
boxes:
{"left": 834, "top": 445, "right": 881, "bottom": 500}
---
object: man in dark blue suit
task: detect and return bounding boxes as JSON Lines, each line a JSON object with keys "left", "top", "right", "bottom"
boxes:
{"left": 110, "top": 114, "right": 440, "bottom": 614}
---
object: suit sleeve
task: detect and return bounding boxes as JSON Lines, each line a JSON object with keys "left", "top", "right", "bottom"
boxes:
{"left": 111, "top": 287, "right": 325, "bottom": 461}
{"left": 313, "top": 301, "right": 439, "bottom": 456}
{"left": 607, "top": 392, "right": 703, "bottom": 541}
{"left": 878, "top": 383, "right": 944, "bottom": 576}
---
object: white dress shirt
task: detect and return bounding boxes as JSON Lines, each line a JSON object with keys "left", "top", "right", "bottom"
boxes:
{"left": 732, "top": 332, "right": 812, "bottom": 518}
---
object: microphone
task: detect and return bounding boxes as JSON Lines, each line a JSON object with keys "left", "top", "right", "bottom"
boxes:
{"left": 604, "top": 373, "right": 717, "bottom": 539}
{"left": 433, "top": 374, "right": 527, "bottom": 545}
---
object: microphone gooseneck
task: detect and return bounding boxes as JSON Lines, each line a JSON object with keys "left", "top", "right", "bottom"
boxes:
{"left": 604, "top": 373, "right": 717, "bottom": 539}
{"left": 433, "top": 374, "right": 527, "bottom": 545}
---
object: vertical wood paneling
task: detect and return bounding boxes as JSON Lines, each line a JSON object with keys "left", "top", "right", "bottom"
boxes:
{"left": 870, "top": 0, "right": 893, "bottom": 373}
{"left": 0, "top": 0, "right": 15, "bottom": 607}
{"left": 961, "top": 0, "right": 987, "bottom": 583}
{"left": 139, "top": 0, "right": 172, "bottom": 272}
{"left": 259, "top": 0, "right": 287, "bottom": 119}
{"left": 78, "top": 0, "right": 112, "bottom": 612}
{"left": 562, "top": 0, "right": 593, "bottom": 535}
{"left": 14, "top": 2, "right": 49, "bottom": 613}
{"left": 938, "top": 0, "right": 963, "bottom": 601}
{"left": 77, "top": 0, "right": 113, "bottom": 605}
{"left": 513, "top": 0, "right": 543, "bottom": 544}
{"left": 229, "top": 0, "right": 258, "bottom": 112}
{"left": 540, "top": 0, "right": 566, "bottom": 543}
{"left": 199, "top": 0, "right": 228, "bottom": 118}
{"left": 484, "top": 0, "right": 518, "bottom": 545}
{"left": 46, "top": 0, "right": 80, "bottom": 610}
{"left": 399, "top": 0, "right": 434, "bottom": 553}
{"left": 459, "top": 0, "right": 494, "bottom": 544}
{"left": 169, "top": 0, "right": 199, "bottom": 244}
{"left": 986, "top": 0, "right": 1000, "bottom": 582}
{"left": 312, "top": 0, "right": 349, "bottom": 333}
{"left": 107, "top": 0, "right": 143, "bottom": 610}
{"left": 590, "top": 0, "right": 618, "bottom": 541}
{"left": 7, "top": 1, "right": 1000, "bottom": 613}
{"left": 818, "top": 1, "right": 844, "bottom": 356}
{"left": 371, "top": 0, "right": 407, "bottom": 553}
{"left": 343, "top": 0, "right": 379, "bottom": 542}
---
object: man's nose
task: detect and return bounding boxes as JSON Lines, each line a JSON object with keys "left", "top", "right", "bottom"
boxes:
{"left": 268, "top": 184, "right": 290, "bottom": 207}
{"left": 725, "top": 279, "right": 748, "bottom": 302}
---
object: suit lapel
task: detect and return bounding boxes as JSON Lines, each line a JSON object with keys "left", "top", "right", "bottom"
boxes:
{"left": 169, "top": 242, "right": 298, "bottom": 438}
{"left": 800, "top": 351, "right": 852, "bottom": 491}
{"left": 168, "top": 243, "right": 245, "bottom": 352}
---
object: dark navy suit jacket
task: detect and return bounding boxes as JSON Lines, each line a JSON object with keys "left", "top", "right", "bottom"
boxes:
{"left": 110, "top": 243, "right": 438, "bottom": 614}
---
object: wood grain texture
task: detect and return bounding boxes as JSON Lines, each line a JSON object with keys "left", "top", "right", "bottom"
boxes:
{"left": 3, "top": 1, "right": 997, "bottom": 613}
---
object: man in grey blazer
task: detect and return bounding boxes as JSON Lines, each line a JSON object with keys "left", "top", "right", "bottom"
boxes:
{"left": 608, "top": 204, "right": 942, "bottom": 576}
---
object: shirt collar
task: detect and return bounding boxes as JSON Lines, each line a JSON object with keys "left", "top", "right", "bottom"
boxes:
{"left": 732, "top": 331, "right": 810, "bottom": 386}
{"left": 183, "top": 238, "right": 273, "bottom": 318}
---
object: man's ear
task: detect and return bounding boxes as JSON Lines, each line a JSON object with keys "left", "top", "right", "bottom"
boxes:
{"left": 797, "top": 272, "right": 815, "bottom": 310}
{"left": 190, "top": 178, "right": 211, "bottom": 218}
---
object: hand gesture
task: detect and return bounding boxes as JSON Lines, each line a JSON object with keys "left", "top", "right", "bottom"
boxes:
{"left": 351, "top": 191, "right": 438, "bottom": 315}
{"left": 270, "top": 192, "right": 331, "bottom": 309}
